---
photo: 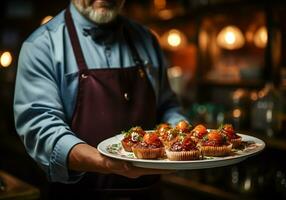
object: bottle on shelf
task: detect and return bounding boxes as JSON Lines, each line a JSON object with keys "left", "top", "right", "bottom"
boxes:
{"left": 250, "top": 82, "right": 283, "bottom": 137}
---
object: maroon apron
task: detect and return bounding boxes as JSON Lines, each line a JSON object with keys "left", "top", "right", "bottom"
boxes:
{"left": 49, "top": 8, "right": 161, "bottom": 200}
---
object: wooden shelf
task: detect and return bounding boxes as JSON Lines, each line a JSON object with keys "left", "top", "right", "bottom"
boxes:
{"left": 162, "top": 174, "right": 254, "bottom": 200}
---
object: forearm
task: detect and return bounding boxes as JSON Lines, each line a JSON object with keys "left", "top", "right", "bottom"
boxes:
{"left": 68, "top": 143, "right": 129, "bottom": 174}
{"left": 68, "top": 143, "right": 174, "bottom": 178}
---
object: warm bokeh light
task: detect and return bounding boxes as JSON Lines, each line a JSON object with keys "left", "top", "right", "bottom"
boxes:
{"left": 232, "top": 89, "right": 245, "bottom": 101}
{"left": 243, "top": 178, "right": 252, "bottom": 191}
{"left": 168, "top": 66, "right": 183, "bottom": 78}
{"left": 217, "top": 26, "right": 245, "bottom": 50}
{"left": 158, "top": 9, "right": 174, "bottom": 20}
{"left": 167, "top": 66, "right": 184, "bottom": 95}
{"left": 245, "top": 30, "right": 254, "bottom": 43}
{"left": 233, "top": 109, "right": 242, "bottom": 118}
{"left": 154, "top": 0, "right": 166, "bottom": 10}
{"left": 0, "top": 51, "right": 13, "bottom": 67}
{"left": 168, "top": 31, "right": 182, "bottom": 47}
{"left": 160, "top": 29, "right": 187, "bottom": 50}
{"left": 254, "top": 26, "right": 268, "bottom": 48}
{"left": 199, "top": 30, "right": 209, "bottom": 52}
{"left": 250, "top": 91, "right": 258, "bottom": 101}
{"left": 41, "top": 15, "right": 53, "bottom": 25}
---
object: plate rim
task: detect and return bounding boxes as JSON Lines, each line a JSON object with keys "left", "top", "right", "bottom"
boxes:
{"left": 97, "top": 133, "right": 265, "bottom": 169}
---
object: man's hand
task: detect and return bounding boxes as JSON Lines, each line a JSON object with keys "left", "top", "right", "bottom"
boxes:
{"left": 68, "top": 143, "right": 174, "bottom": 178}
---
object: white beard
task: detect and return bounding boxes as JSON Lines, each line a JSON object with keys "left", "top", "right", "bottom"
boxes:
{"left": 86, "top": 7, "right": 117, "bottom": 24}
{"left": 73, "top": 2, "right": 120, "bottom": 24}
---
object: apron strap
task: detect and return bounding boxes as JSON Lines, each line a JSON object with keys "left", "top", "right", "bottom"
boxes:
{"left": 123, "top": 26, "right": 144, "bottom": 67}
{"left": 65, "top": 8, "right": 88, "bottom": 70}
{"left": 65, "top": 7, "right": 144, "bottom": 70}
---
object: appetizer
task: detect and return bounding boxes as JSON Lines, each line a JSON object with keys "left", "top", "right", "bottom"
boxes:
{"left": 190, "top": 124, "right": 208, "bottom": 142}
{"left": 132, "top": 131, "right": 165, "bottom": 159}
{"left": 175, "top": 120, "right": 192, "bottom": 133}
{"left": 199, "top": 130, "right": 233, "bottom": 156}
{"left": 220, "top": 124, "right": 242, "bottom": 148}
{"left": 121, "top": 126, "right": 145, "bottom": 152}
{"left": 166, "top": 134, "right": 201, "bottom": 161}
{"left": 158, "top": 128, "right": 179, "bottom": 148}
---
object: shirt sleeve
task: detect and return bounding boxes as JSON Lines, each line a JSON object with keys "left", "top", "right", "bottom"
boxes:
{"left": 151, "top": 34, "right": 189, "bottom": 126}
{"left": 14, "top": 38, "right": 85, "bottom": 183}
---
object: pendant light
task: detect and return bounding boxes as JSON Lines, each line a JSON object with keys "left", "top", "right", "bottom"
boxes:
{"left": 217, "top": 25, "right": 245, "bottom": 50}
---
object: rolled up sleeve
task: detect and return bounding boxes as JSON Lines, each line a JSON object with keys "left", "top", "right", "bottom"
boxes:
{"left": 14, "top": 38, "right": 85, "bottom": 183}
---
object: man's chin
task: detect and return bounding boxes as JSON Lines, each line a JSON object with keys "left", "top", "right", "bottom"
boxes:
{"left": 88, "top": 10, "right": 117, "bottom": 24}
{"left": 73, "top": 1, "right": 118, "bottom": 24}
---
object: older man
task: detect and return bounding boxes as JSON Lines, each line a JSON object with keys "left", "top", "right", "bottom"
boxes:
{"left": 14, "top": 0, "right": 186, "bottom": 199}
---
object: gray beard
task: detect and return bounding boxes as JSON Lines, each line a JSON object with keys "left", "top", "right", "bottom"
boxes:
{"left": 73, "top": 3, "right": 118, "bottom": 24}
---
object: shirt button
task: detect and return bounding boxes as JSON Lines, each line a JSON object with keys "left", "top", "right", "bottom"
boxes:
{"left": 124, "top": 93, "right": 130, "bottom": 101}
{"left": 105, "top": 47, "right": 111, "bottom": 57}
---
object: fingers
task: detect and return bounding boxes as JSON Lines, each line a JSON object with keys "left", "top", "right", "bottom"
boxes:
{"left": 116, "top": 165, "right": 176, "bottom": 179}
{"left": 103, "top": 157, "right": 130, "bottom": 173}
{"left": 100, "top": 155, "right": 176, "bottom": 178}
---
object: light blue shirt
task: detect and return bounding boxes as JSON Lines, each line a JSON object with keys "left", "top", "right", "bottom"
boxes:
{"left": 14, "top": 3, "right": 186, "bottom": 183}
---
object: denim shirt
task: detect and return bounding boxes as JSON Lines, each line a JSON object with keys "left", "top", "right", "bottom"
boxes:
{"left": 13, "top": 3, "right": 186, "bottom": 183}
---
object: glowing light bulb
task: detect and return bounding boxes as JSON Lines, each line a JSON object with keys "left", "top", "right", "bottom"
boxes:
{"left": 225, "top": 32, "right": 236, "bottom": 44}
{"left": 217, "top": 26, "right": 245, "bottom": 50}
{"left": 0, "top": 51, "right": 13, "bottom": 67}
{"left": 168, "top": 31, "right": 181, "bottom": 47}
{"left": 160, "top": 29, "right": 187, "bottom": 50}
{"left": 254, "top": 26, "right": 267, "bottom": 48}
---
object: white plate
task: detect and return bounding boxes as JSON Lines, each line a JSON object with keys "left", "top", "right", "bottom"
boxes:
{"left": 97, "top": 133, "right": 265, "bottom": 170}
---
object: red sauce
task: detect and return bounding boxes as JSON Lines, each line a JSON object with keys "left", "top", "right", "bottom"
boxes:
{"left": 170, "top": 136, "right": 198, "bottom": 151}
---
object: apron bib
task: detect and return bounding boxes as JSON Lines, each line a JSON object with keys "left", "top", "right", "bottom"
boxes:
{"left": 49, "top": 8, "right": 160, "bottom": 200}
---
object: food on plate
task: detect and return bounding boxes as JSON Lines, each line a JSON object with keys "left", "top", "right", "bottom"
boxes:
{"left": 198, "top": 130, "right": 233, "bottom": 156}
{"left": 156, "top": 123, "right": 172, "bottom": 133}
{"left": 165, "top": 133, "right": 201, "bottom": 161}
{"left": 118, "top": 122, "right": 245, "bottom": 160}
{"left": 175, "top": 120, "right": 192, "bottom": 133}
{"left": 121, "top": 126, "right": 145, "bottom": 152}
{"left": 190, "top": 124, "right": 208, "bottom": 142}
{"left": 131, "top": 131, "right": 165, "bottom": 159}
{"left": 156, "top": 123, "right": 172, "bottom": 142}
{"left": 220, "top": 124, "right": 242, "bottom": 148}
{"left": 158, "top": 128, "right": 179, "bottom": 148}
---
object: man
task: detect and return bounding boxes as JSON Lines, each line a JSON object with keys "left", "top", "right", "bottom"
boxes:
{"left": 14, "top": 0, "right": 186, "bottom": 199}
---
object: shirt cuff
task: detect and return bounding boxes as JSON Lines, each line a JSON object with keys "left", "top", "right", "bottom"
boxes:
{"left": 49, "top": 134, "right": 85, "bottom": 183}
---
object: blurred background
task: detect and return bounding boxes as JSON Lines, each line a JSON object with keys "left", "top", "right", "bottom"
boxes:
{"left": 0, "top": 0, "right": 286, "bottom": 199}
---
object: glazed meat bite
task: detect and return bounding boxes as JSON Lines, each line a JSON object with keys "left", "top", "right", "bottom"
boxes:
{"left": 132, "top": 131, "right": 165, "bottom": 159}
{"left": 121, "top": 126, "right": 145, "bottom": 152}
{"left": 191, "top": 124, "right": 208, "bottom": 142}
{"left": 199, "top": 130, "right": 232, "bottom": 156}
{"left": 220, "top": 124, "right": 242, "bottom": 148}
{"left": 166, "top": 134, "right": 201, "bottom": 161}
{"left": 156, "top": 123, "right": 172, "bottom": 140}
{"left": 158, "top": 128, "right": 179, "bottom": 148}
{"left": 175, "top": 120, "right": 192, "bottom": 133}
